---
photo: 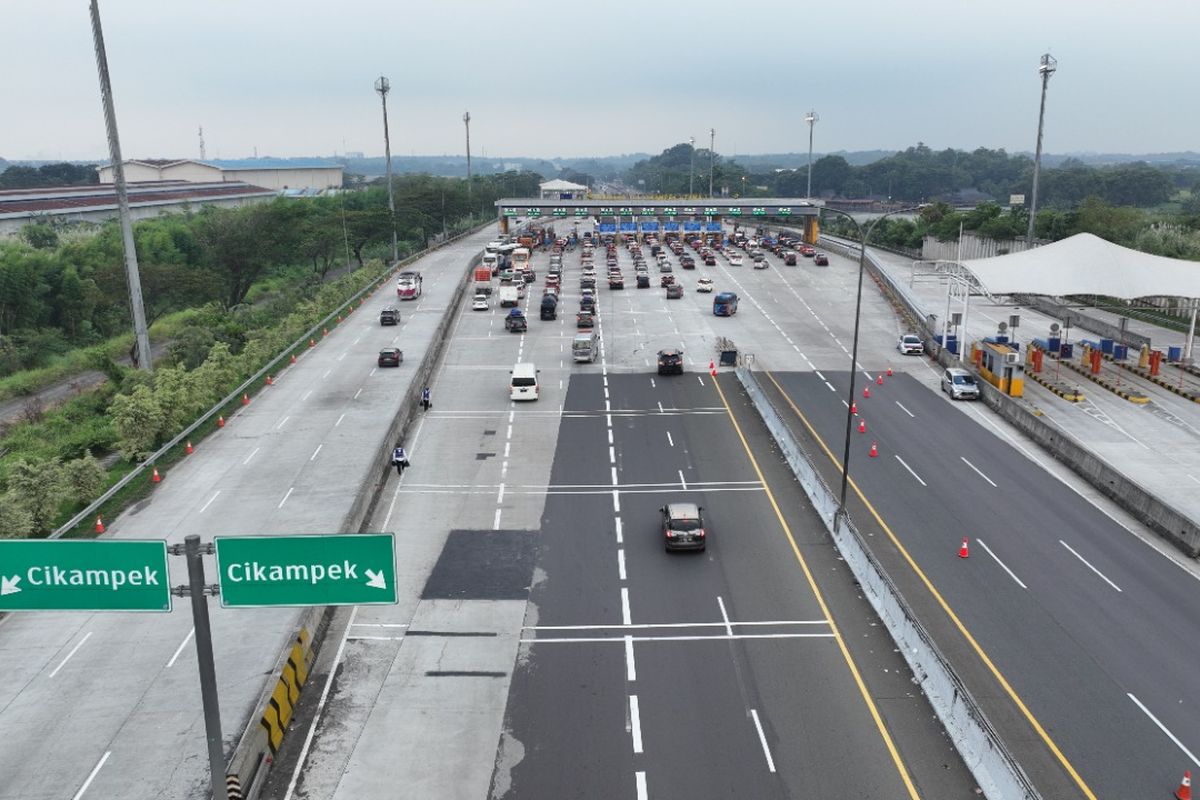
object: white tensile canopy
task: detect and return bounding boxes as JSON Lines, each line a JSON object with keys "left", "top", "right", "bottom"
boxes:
{"left": 961, "top": 233, "right": 1200, "bottom": 300}
{"left": 538, "top": 179, "right": 588, "bottom": 192}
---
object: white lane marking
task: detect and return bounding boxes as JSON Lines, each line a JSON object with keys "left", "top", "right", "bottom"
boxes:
{"left": 606, "top": 413, "right": 613, "bottom": 427}
{"left": 338, "top": 352, "right": 346, "bottom": 362}
{"left": 678, "top": 469, "right": 688, "bottom": 490}
{"left": 666, "top": 431, "right": 674, "bottom": 447}
{"left": 335, "top": 413, "right": 345, "bottom": 427}
{"left": 1188, "top": 474, "right": 1200, "bottom": 485}
{"left": 650, "top": 378, "right": 656, "bottom": 388}
{"left": 493, "top": 509, "right": 502, "bottom": 530}
{"left": 50, "top": 631, "right": 93, "bottom": 678}
{"left": 611, "top": 466, "right": 619, "bottom": 485}
{"left": 1128, "top": 693, "right": 1200, "bottom": 769}
{"left": 621, "top": 587, "right": 631, "bottom": 625}
{"left": 895, "top": 401, "right": 915, "bottom": 418}
{"left": 71, "top": 750, "right": 112, "bottom": 800}
{"left": 717, "top": 596, "right": 733, "bottom": 637}
{"left": 506, "top": 424, "right": 513, "bottom": 439}
{"left": 284, "top": 606, "right": 359, "bottom": 800}
{"left": 302, "top": 390, "right": 313, "bottom": 401}
{"left": 322, "top": 369, "right": 331, "bottom": 379}
{"left": 199, "top": 491, "right": 220, "bottom": 513}
{"left": 615, "top": 517, "right": 623, "bottom": 544}
{"left": 657, "top": 401, "right": 664, "bottom": 413}
{"left": 306, "top": 444, "right": 322, "bottom": 463}
{"left": 750, "top": 709, "right": 777, "bottom": 773}
{"left": 635, "top": 772, "right": 648, "bottom": 800}
{"left": 815, "top": 370, "right": 826, "bottom": 381}
{"left": 528, "top": 619, "right": 830, "bottom": 631}
{"left": 497, "top": 482, "right": 506, "bottom": 503}
{"left": 894, "top": 455, "right": 927, "bottom": 486}
{"left": 278, "top": 487, "right": 294, "bottom": 508}
{"left": 976, "top": 539, "right": 1029, "bottom": 589}
{"left": 960, "top": 456, "right": 997, "bottom": 487}
{"left": 504, "top": 442, "right": 511, "bottom": 458}
{"left": 526, "top": 632, "right": 835, "bottom": 643}
{"left": 824, "top": 381, "right": 836, "bottom": 392}
{"left": 166, "top": 628, "right": 195, "bottom": 668}
{"left": 613, "top": 490, "right": 621, "bottom": 513}
{"left": 1060, "top": 540, "right": 1123, "bottom": 592}
{"left": 697, "top": 375, "right": 705, "bottom": 386}
{"left": 629, "top": 695, "right": 644, "bottom": 754}
{"left": 618, "top": 549, "right": 627, "bottom": 581}
{"left": 242, "top": 447, "right": 260, "bottom": 465}
{"left": 501, "top": 460, "right": 508, "bottom": 478}
{"left": 625, "top": 636, "right": 637, "bottom": 682}
{"left": 353, "top": 388, "right": 362, "bottom": 400}
{"left": 608, "top": 446, "right": 616, "bottom": 464}
{"left": 509, "top": 409, "right": 515, "bottom": 423}
{"left": 607, "top": 429, "right": 613, "bottom": 445}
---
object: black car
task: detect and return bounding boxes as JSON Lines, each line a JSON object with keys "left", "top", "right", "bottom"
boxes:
{"left": 609, "top": 274, "right": 625, "bottom": 289}
{"left": 505, "top": 312, "right": 527, "bottom": 332}
{"left": 379, "top": 306, "right": 400, "bottom": 326}
{"left": 377, "top": 348, "right": 403, "bottom": 367}
{"left": 540, "top": 295, "right": 558, "bottom": 320}
{"left": 577, "top": 310, "right": 595, "bottom": 328}
{"left": 665, "top": 284, "right": 683, "bottom": 299}
{"left": 661, "top": 502, "right": 706, "bottom": 551}
{"left": 657, "top": 349, "right": 684, "bottom": 375}
{"left": 636, "top": 273, "right": 651, "bottom": 289}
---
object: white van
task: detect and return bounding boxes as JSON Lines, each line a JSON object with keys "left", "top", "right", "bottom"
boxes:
{"left": 572, "top": 332, "right": 599, "bottom": 363}
{"left": 510, "top": 363, "right": 540, "bottom": 401}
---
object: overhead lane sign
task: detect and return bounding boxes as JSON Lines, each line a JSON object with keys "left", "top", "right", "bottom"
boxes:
{"left": 214, "top": 533, "right": 397, "bottom": 608}
{"left": 0, "top": 540, "right": 171, "bottom": 611}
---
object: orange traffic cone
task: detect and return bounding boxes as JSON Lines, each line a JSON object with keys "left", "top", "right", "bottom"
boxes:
{"left": 876, "top": 374, "right": 884, "bottom": 386}
{"left": 850, "top": 401, "right": 858, "bottom": 415}
{"left": 217, "top": 415, "right": 225, "bottom": 428}
{"left": 151, "top": 467, "right": 161, "bottom": 484}
{"left": 95, "top": 515, "right": 105, "bottom": 534}
{"left": 1176, "top": 770, "right": 1192, "bottom": 800}
{"left": 868, "top": 441, "right": 878, "bottom": 458}
{"left": 323, "top": 328, "right": 329, "bottom": 337}
{"left": 290, "top": 353, "right": 297, "bottom": 364}
{"left": 242, "top": 393, "right": 250, "bottom": 406}
{"left": 958, "top": 537, "right": 970, "bottom": 558}
{"left": 858, "top": 419, "right": 866, "bottom": 434}
{"left": 863, "top": 385, "right": 871, "bottom": 398}
{"left": 309, "top": 338, "right": 316, "bottom": 348}
{"left": 266, "top": 375, "right": 273, "bottom": 386}
{"left": 886, "top": 366, "right": 893, "bottom": 376}
{"left": 186, "top": 440, "right": 193, "bottom": 454}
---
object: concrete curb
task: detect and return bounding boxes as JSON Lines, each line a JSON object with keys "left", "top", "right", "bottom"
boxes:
{"left": 225, "top": 230, "right": 485, "bottom": 798}
{"left": 735, "top": 366, "right": 1040, "bottom": 800}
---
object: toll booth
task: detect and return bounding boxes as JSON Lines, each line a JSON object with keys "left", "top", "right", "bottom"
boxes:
{"left": 976, "top": 340, "right": 1024, "bottom": 397}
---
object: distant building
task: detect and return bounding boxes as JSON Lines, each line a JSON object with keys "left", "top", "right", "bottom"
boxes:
{"left": 0, "top": 181, "right": 275, "bottom": 237}
{"left": 96, "top": 158, "right": 343, "bottom": 191}
{"left": 538, "top": 179, "right": 588, "bottom": 200}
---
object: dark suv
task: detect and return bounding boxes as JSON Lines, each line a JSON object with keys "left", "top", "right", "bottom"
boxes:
{"left": 661, "top": 502, "right": 706, "bottom": 551}
{"left": 379, "top": 306, "right": 400, "bottom": 325}
{"left": 657, "top": 349, "right": 684, "bottom": 375}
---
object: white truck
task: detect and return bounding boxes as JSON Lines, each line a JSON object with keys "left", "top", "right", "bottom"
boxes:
{"left": 498, "top": 284, "right": 520, "bottom": 308}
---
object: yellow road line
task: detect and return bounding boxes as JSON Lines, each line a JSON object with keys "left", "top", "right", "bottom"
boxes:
{"left": 763, "top": 369, "right": 1097, "bottom": 800}
{"left": 710, "top": 376, "right": 921, "bottom": 800}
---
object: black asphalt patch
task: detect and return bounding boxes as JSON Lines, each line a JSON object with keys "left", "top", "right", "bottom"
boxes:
{"left": 421, "top": 529, "right": 536, "bottom": 600}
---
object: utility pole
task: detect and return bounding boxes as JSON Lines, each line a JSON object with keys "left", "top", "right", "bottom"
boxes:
{"left": 198, "top": 125, "right": 206, "bottom": 160}
{"left": 805, "top": 110, "right": 819, "bottom": 201}
{"left": 1027, "top": 53, "right": 1057, "bottom": 245}
{"left": 689, "top": 136, "right": 695, "bottom": 197}
{"left": 708, "top": 128, "right": 715, "bottom": 197}
{"left": 464, "top": 111, "right": 473, "bottom": 211}
{"left": 90, "top": 0, "right": 152, "bottom": 372}
{"left": 374, "top": 76, "right": 399, "bottom": 264}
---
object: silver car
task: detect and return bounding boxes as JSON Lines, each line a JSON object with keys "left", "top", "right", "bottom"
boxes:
{"left": 941, "top": 367, "right": 980, "bottom": 400}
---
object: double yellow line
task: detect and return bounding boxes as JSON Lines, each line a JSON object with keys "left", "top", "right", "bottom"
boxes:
{"left": 757, "top": 369, "right": 1097, "bottom": 800}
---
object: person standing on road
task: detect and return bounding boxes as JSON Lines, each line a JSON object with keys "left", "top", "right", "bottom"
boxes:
{"left": 421, "top": 386, "right": 431, "bottom": 412}
{"left": 391, "top": 445, "right": 409, "bottom": 476}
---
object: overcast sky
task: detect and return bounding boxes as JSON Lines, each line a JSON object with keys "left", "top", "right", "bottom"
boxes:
{"left": 5, "top": 0, "right": 1198, "bottom": 162}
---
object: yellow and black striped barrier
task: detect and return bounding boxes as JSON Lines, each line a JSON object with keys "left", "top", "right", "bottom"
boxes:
{"left": 260, "top": 628, "right": 314, "bottom": 753}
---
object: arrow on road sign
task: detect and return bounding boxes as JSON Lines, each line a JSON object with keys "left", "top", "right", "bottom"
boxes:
{"left": 365, "top": 569, "right": 387, "bottom": 590}
{"left": 1, "top": 575, "right": 22, "bottom": 596}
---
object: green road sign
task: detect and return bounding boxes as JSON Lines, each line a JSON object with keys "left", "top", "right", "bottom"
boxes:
{"left": 214, "top": 533, "right": 397, "bottom": 608}
{"left": 0, "top": 540, "right": 171, "bottom": 612}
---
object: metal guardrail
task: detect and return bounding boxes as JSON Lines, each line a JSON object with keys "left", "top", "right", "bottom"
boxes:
{"left": 51, "top": 223, "right": 490, "bottom": 540}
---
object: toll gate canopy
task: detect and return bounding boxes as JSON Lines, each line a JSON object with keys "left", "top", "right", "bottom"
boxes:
{"left": 495, "top": 197, "right": 822, "bottom": 235}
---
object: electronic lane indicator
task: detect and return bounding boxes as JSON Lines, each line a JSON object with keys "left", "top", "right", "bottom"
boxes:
{"left": 214, "top": 533, "right": 397, "bottom": 608}
{"left": 0, "top": 539, "right": 172, "bottom": 611}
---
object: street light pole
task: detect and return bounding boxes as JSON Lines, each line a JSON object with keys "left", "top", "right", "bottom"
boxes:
{"left": 689, "top": 136, "right": 695, "bottom": 197}
{"left": 708, "top": 128, "right": 715, "bottom": 198}
{"left": 1026, "top": 54, "right": 1056, "bottom": 244}
{"left": 823, "top": 206, "right": 926, "bottom": 526}
{"left": 804, "top": 110, "right": 818, "bottom": 201}
{"left": 375, "top": 76, "right": 399, "bottom": 265}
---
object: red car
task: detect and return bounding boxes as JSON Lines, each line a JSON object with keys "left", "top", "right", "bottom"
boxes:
{"left": 799, "top": 245, "right": 816, "bottom": 257}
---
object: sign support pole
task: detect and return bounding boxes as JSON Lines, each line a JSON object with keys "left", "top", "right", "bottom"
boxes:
{"left": 172, "top": 535, "right": 225, "bottom": 799}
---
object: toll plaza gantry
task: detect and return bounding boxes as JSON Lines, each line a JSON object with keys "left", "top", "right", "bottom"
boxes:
{"left": 494, "top": 197, "right": 823, "bottom": 243}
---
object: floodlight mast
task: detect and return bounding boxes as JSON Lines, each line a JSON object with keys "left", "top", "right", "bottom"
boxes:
{"left": 375, "top": 76, "right": 399, "bottom": 264}
{"left": 1027, "top": 53, "right": 1057, "bottom": 244}
{"left": 805, "top": 110, "right": 819, "bottom": 201}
